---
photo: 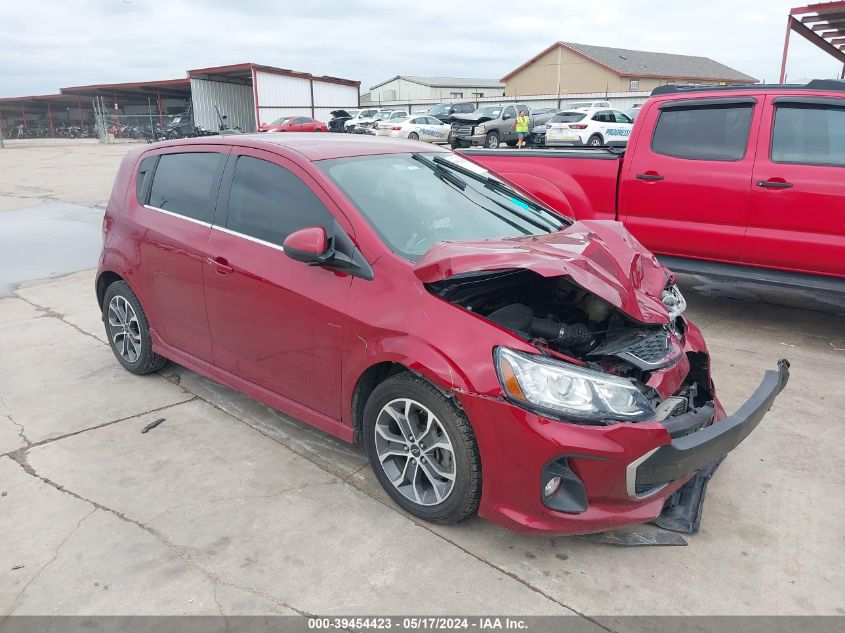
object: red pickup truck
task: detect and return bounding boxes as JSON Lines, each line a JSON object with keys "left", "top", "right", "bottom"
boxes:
{"left": 462, "top": 81, "right": 845, "bottom": 291}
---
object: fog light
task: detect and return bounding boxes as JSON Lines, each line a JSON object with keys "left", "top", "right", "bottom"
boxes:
{"left": 544, "top": 476, "right": 562, "bottom": 497}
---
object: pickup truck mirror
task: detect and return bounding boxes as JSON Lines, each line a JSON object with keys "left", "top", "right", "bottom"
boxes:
{"left": 502, "top": 113, "right": 512, "bottom": 120}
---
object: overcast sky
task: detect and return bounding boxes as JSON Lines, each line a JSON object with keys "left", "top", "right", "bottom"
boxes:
{"left": 2, "top": 0, "right": 842, "bottom": 98}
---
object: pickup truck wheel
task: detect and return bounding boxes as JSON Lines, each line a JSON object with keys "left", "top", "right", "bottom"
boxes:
{"left": 588, "top": 134, "right": 603, "bottom": 147}
{"left": 450, "top": 138, "right": 461, "bottom": 149}
{"left": 364, "top": 373, "right": 481, "bottom": 524}
{"left": 485, "top": 131, "right": 500, "bottom": 149}
{"left": 505, "top": 140, "right": 518, "bottom": 147}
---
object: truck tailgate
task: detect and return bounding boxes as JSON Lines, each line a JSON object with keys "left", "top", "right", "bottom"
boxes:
{"left": 458, "top": 148, "right": 622, "bottom": 222}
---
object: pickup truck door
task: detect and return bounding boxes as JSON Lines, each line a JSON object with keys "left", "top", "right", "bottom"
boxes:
{"left": 501, "top": 105, "right": 518, "bottom": 141}
{"left": 619, "top": 97, "right": 761, "bottom": 262}
{"left": 743, "top": 95, "right": 845, "bottom": 277}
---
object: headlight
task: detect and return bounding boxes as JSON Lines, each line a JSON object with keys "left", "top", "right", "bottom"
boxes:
{"left": 495, "top": 347, "right": 656, "bottom": 422}
{"left": 475, "top": 124, "right": 486, "bottom": 135}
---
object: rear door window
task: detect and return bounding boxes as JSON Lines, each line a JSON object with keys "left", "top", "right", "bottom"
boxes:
{"left": 148, "top": 152, "right": 224, "bottom": 223}
{"left": 771, "top": 102, "right": 845, "bottom": 166}
{"left": 651, "top": 103, "right": 753, "bottom": 161}
{"left": 226, "top": 156, "right": 334, "bottom": 246}
{"left": 136, "top": 155, "right": 158, "bottom": 203}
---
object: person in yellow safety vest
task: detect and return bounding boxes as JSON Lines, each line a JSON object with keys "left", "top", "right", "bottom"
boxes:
{"left": 511, "top": 110, "right": 530, "bottom": 149}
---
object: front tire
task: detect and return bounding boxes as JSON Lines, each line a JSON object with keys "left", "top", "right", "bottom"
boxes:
{"left": 102, "top": 281, "right": 167, "bottom": 375}
{"left": 484, "top": 131, "right": 500, "bottom": 149}
{"left": 363, "top": 373, "right": 481, "bottom": 524}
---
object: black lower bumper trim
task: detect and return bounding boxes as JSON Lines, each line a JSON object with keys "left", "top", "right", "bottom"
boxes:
{"left": 636, "top": 359, "right": 790, "bottom": 488}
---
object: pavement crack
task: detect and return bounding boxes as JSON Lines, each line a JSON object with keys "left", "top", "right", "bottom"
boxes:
{"left": 13, "top": 294, "right": 105, "bottom": 345}
{"left": 1, "top": 393, "right": 31, "bottom": 448}
{"left": 2, "top": 506, "right": 97, "bottom": 618}
{"left": 0, "top": 397, "right": 197, "bottom": 459}
{"left": 4, "top": 452, "right": 312, "bottom": 618}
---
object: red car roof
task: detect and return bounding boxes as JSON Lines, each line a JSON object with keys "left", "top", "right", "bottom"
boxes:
{"left": 153, "top": 133, "right": 450, "bottom": 161}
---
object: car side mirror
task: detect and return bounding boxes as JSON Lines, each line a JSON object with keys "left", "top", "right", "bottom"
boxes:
{"left": 503, "top": 113, "right": 512, "bottom": 120}
{"left": 283, "top": 226, "right": 331, "bottom": 264}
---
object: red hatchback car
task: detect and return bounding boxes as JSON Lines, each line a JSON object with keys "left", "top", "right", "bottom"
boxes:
{"left": 259, "top": 116, "right": 328, "bottom": 133}
{"left": 97, "top": 134, "right": 789, "bottom": 534}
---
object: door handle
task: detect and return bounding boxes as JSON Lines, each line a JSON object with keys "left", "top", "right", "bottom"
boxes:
{"left": 636, "top": 173, "right": 664, "bottom": 181}
{"left": 756, "top": 180, "right": 793, "bottom": 189}
{"left": 207, "top": 256, "right": 234, "bottom": 275}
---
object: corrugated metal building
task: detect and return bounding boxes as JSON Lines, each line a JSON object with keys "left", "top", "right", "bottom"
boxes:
{"left": 365, "top": 76, "right": 505, "bottom": 104}
{"left": 0, "top": 63, "right": 359, "bottom": 137}
{"left": 188, "top": 63, "right": 360, "bottom": 132}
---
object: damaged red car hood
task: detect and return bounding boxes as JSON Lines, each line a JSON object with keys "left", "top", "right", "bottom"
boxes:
{"left": 413, "top": 220, "right": 671, "bottom": 324}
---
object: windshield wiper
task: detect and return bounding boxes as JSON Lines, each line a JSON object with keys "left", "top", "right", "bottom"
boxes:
{"left": 431, "top": 156, "right": 565, "bottom": 231}
{"left": 412, "top": 153, "right": 466, "bottom": 190}
{"left": 431, "top": 156, "right": 564, "bottom": 232}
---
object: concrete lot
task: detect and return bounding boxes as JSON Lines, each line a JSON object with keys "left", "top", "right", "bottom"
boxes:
{"left": 0, "top": 141, "right": 843, "bottom": 619}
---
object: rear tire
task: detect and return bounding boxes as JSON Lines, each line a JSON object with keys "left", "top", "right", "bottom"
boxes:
{"left": 588, "top": 134, "right": 603, "bottom": 147}
{"left": 102, "top": 281, "right": 167, "bottom": 375}
{"left": 505, "top": 140, "right": 518, "bottom": 147}
{"left": 408, "top": 132, "right": 419, "bottom": 141}
{"left": 363, "top": 373, "right": 481, "bottom": 524}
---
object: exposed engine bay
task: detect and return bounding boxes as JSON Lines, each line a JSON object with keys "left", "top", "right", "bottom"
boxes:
{"left": 426, "top": 268, "right": 713, "bottom": 424}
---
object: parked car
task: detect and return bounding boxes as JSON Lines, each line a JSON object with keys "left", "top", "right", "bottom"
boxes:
{"left": 328, "top": 109, "right": 359, "bottom": 132}
{"left": 356, "top": 110, "right": 409, "bottom": 135}
{"left": 424, "top": 102, "right": 477, "bottom": 124}
{"left": 544, "top": 108, "right": 634, "bottom": 147}
{"left": 565, "top": 100, "right": 613, "bottom": 110}
{"left": 374, "top": 114, "right": 452, "bottom": 143}
{"left": 450, "top": 104, "right": 558, "bottom": 149}
{"left": 462, "top": 80, "right": 845, "bottom": 288}
{"left": 97, "top": 133, "right": 788, "bottom": 535}
{"left": 344, "top": 108, "right": 380, "bottom": 132}
{"left": 263, "top": 116, "right": 328, "bottom": 133}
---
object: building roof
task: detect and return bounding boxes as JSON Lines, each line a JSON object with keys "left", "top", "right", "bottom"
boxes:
{"left": 501, "top": 42, "right": 758, "bottom": 83}
{"left": 370, "top": 75, "right": 504, "bottom": 90}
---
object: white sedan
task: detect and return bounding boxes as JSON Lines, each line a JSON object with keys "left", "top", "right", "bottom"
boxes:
{"left": 545, "top": 108, "right": 634, "bottom": 147}
{"left": 374, "top": 115, "right": 452, "bottom": 143}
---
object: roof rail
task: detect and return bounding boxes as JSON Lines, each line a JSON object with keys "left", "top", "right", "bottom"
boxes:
{"left": 651, "top": 80, "right": 845, "bottom": 96}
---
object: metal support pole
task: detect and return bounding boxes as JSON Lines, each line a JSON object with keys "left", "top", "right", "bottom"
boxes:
{"left": 779, "top": 16, "right": 792, "bottom": 83}
{"left": 78, "top": 96, "right": 84, "bottom": 127}
{"left": 148, "top": 97, "right": 155, "bottom": 141}
{"left": 47, "top": 102, "right": 55, "bottom": 138}
{"left": 157, "top": 90, "right": 164, "bottom": 128}
{"left": 21, "top": 105, "right": 27, "bottom": 130}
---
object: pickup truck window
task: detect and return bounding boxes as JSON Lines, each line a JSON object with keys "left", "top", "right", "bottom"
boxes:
{"left": 771, "top": 103, "right": 845, "bottom": 167}
{"left": 652, "top": 104, "right": 753, "bottom": 161}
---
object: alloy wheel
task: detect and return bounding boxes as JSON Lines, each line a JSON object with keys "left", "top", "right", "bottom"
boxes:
{"left": 107, "top": 295, "right": 142, "bottom": 363}
{"left": 374, "top": 398, "right": 456, "bottom": 506}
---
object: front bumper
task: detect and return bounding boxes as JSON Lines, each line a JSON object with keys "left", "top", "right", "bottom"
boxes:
{"left": 457, "top": 358, "right": 790, "bottom": 535}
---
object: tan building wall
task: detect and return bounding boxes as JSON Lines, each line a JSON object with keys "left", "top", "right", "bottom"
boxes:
{"left": 505, "top": 45, "right": 747, "bottom": 96}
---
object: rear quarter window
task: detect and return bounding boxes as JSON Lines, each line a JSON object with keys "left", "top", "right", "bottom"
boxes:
{"left": 135, "top": 155, "right": 158, "bottom": 203}
{"left": 651, "top": 104, "right": 753, "bottom": 161}
{"left": 148, "top": 152, "right": 224, "bottom": 223}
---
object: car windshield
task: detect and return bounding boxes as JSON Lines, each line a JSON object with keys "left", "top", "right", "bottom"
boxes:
{"left": 318, "top": 152, "right": 567, "bottom": 261}
{"left": 427, "top": 104, "right": 450, "bottom": 115}
{"left": 471, "top": 107, "right": 502, "bottom": 119}
{"left": 271, "top": 117, "right": 294, "bottom": 125}
{"left": 551, "top": 112, "right": 587, "bottom": 123}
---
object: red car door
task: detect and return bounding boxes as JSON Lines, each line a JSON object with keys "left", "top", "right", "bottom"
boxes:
{"left": 743, "top": 94, "right": 845, "bottom": 277}
{"left": 132, "top": 146, "right": 228, "bottom": 361}
{"left": 619, "top": 97, "right": 761, "bottom": 262}
{"left": 202, "top": 148, "right": 354, "bottom": 420}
